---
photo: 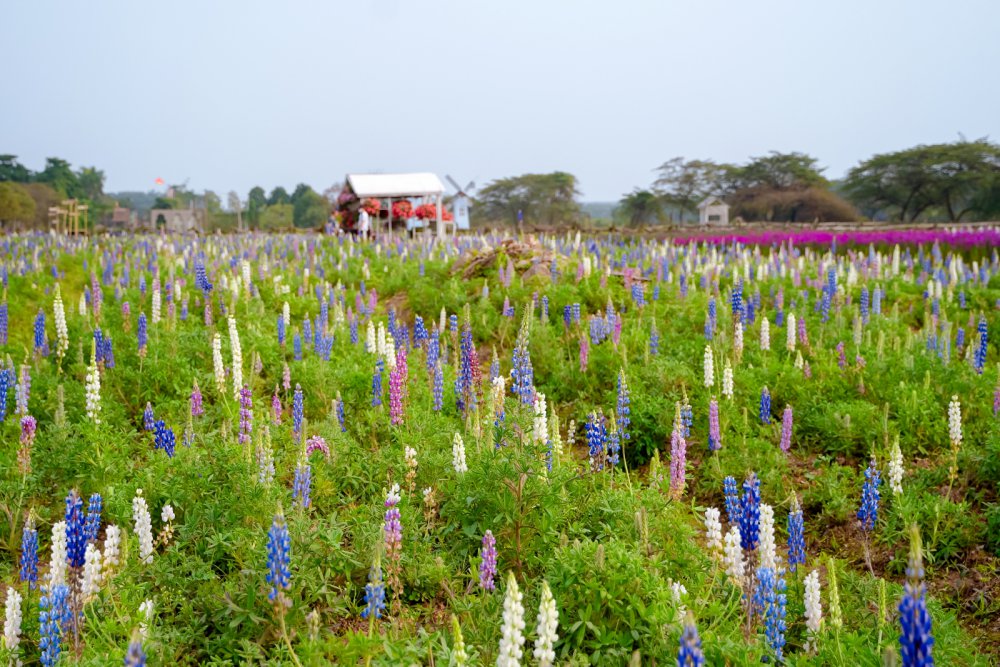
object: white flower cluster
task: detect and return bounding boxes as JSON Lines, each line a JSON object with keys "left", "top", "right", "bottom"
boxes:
{"left": 760, "top": 317, "right": 770, "bottom": 351}
{"left": 533, "top": 581, "right": 559, "bottom": 667}
{"left": 948, "top": 395, "right": 962, "bottom": 446}
{"left": 533, "top": 393, "right": 548, "bottom": 445}
{"left": 151, "top": 284, "right": 161, "bottom": 324}
{"left": 365, "top": 321, "right": 376, "bottom": 354}
{"left": 49, "top": 521, "right": 67, "bottom": 587}
{"left": 803, "top": 569, "right": 823, "bottom": 651}
{"left": 54, "top": 287, "right": 69, "bottom": 360}
{"left": 786, "top": 312, "right": 797, "bottom": 352}
{"left": 386, "top": 484, "right": 401, "bottom": 506}
{"left": 133, "top": 488, "right": 154, "bottom": 565}
{"left": 703, "top": 345, "right": 714, "bottom": 388}
{"left": 888, "top": 438, "right": 904, "bottom": 495}
{"left": 3, "top": 586, "right": 22, "bottom": 654}
{"left": 758, "top": 504, "right": 777, "bottom": 571}
{"left": 212, "top": 333, "right": 226, "bottom": 395}
{"left": 733, "top": 321, "right": 744, "bottom": 358}
{"left": 722, "top": 360, "right": 734, "bottom": 401}
{"left": 228, "top": 317, "right": 243, "bottom": 400}
{"left": 103, "top": 525, "right": 122, "bottom": 571}
{"left": 704, "top": 507, "right": 723, "bottom": 555}
{"left": 723, "top": 526, "right": 744, "bottom": 585}
{"left": 85, "top": 350, "right": 101, "bottom": 424}
{"left": 452, "top": 433, "right": 468, "bottom": 474}
{"left": 497, "top": 572, "right": 526, "bottom": 667}
{"left": 138, "top": 599, "right": 155, "bottom": 640}
{"left": 80, "top": 542, "right": 103, "bottom": 602}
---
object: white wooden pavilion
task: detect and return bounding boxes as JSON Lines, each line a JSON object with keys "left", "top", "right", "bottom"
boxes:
{"left": 345, "top": 173, "right": 451, "bottom": 239}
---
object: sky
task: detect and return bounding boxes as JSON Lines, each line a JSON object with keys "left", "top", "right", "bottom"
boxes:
{"left": 3, "top": 0, "right": 999, "bottom": 202}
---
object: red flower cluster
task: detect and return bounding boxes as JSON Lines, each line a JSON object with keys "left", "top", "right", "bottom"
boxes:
{"left": 361, "top": 198, "right": 381, "bottom": 216}
{"left": 414, "top": 203, "right": 454, "bottom": 221}
{"left": 391, "top": 200, "right": 414, "bottom": 221}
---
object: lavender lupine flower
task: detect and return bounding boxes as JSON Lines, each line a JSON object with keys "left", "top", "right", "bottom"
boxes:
{"left": 836, "top": 341, "right": 847, "bottom": 369}
{"left": 708, "top": 398, "right": 721, "bottom": 451}
{"left": 669, "top": 416, "right": 687, "bottom": 500}
{"left": 857, "top": 456, "right": 881, "bottom": 533}
{"left": 65, "top": 490, "right": 86, "bottom": 568}
{"left": 616, "top": 369, "right": 630, "bottom": 445}
{"left": 291, "top": 384, "right": 304, "bottom": 436}
{"left": 266, "top": 513, "right": 291, "bottom": 605}
{"left": 20, "top": 519, "right": 39, "bottom": 590}
{"left": 779, "top": 405, "right": 793, "bottom": 453}
{"left": 238, "top": 385, "right": 253, "bottom": 446}
{"left": 282, "top": 364, "right": 291, "bottom": 393}
{"left": 787, "top": 498, "right": 806, "bottom": 573}
{"left": 383, "top": 485, "right": 403, "bottom": 601}
{"left": 293, "top": 333, "right": 302, "bottom": 361}
{"left": 739, "top": 473, "right": 761, "bottom": 552}
{"left": 389, "top": 348, "right": 407, "bottom": 426}
{"left": 759, "top": 386, "right": 771, "bottom": 425}
{"left": 899, "top": 525, "right": 934, "bottom": 667}
{"left": 20, "top": 415, "right": 37, "bottom": 449}
{"left": 15, "top": 365, "right": 30, "bottom": 416}
{"left": 456, "top": 323, "right": 476, "bottom": 413}
{"left": 479, "top": 530, "right": 497, "bottom": 591}
{"left": 190, "top": 381, "right": 204, "bottom": 417}
{"left": 84, "top": 493, "right": 103, "bottom": 544}
{"left": 137, "top": 313, "right": 148, "bottom": 357}
{"left": 153, "top": 420, "right": 176, "bottom": 458}
{"left": 143, "top": 403, "right": 155, "bottom": 431}
{"left": 271, "top": 386, "right": 282, "bottom": 424}
{"left": 276, "top": 315, "right": 286, "bottom": 347}
{"left": 579, "top": 335, "right": 589, "bottom": 372}
{"left": 292, "top": 457, "right": 311, "bottom": 509}
{"left": 649, "top": 321, "right": 660, "bottom": 355}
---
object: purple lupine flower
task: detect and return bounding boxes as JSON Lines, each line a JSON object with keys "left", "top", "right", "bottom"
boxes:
{"left": 20, "top": 415, "right": 37, "bottom": 448}
{"left": 479, "top": 529, "right": 497, "bottom": 591}
{"left": 336, "top": 391, "right": 346, "bottom": 432}
{"left": 836, "top": 341, "right": 846, "bottom": 369}
{"left": 798, "top": 315, "right": 809, "bottom": 348}
{"left": 282, "top": 364, "right": 291, "bottom": 392}
{"left": 153, "top": 419, "right": 176, "bottom": 457}
{"left": 137, "top": 312, "right": 148, "bottom": 357}
{"left": 293, "top": 333, "right": 302, "bottom": 361}
{"left": 708, "top": 398, "right": 721, "bottom": 451}
{"left": 669, "top": 421, "right": 687, "bottom": 499}
{"left": 238, "top": 385, "right": 253, "bottom": 445}
{"left": 650, "top": 322, "right": 660, "bottom": 355}
{"left": 305, "top": 435, "right": 330, "bottom": 459}
{"left": 780, "top": 405, "right": 793, "bottom": 453}
{"left": 432, "top": 360, "right": 443, "bottom": 412}
{"left": 190, "top": 381, "right": 204, "bottom": 417}
{"left": 579, "top": 335, "right": 589, "bottom": 372}
{"left": 272, "top": 386, "right": 282, "bottom": 424}
{"left": 292, "top": 458, "right": 311, "bottom": 509}
{"left": 292, "top": 384, "right": 304, "bottom": 436}
{"left": 65, "top": 489, "right": 86, "bottom": 568}
{"left": 389, "top": 348, "right": 407, "bottom": 426}
{"left": 143, "top": 403, "right": 155, "bottom": 431}
{"left": 15, "top": 365, "right": 30, "bottom": 416}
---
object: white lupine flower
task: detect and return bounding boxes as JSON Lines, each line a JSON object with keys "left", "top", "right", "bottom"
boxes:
{"left": 723, "top": 526, "right": 744, "bottom": 584}
{"left": 385, "top": 336, "right": 397, "bottom": 371}
{"left": 533, "top": 581, "right": 559, "bottom": 667}
{"left": 133, "top": 489, "right": 154, "bottom": 565}
{"left": 365, "top": 321, "right": 376, "bottom": 354}
{"left": 703, "top": 345, "right": 714, "bottom": 388}
{"left": 948, "top": 395, "right": 962, "bottom": 446}
{"left": 722, "top": 360, "right": 734, "bottom": 401}
{"left": 733, "top": 320, "right": 744, "bottom": 358}
{"left": 452, "top": 433, "right": 468, "bottom": 474}
{"left": 78, "top": 292, "right": 87, "bottom": 317}
{"left": 888, "top": 438, "right": 904, "bottom": 495}
{"left": 80, "top": 542, "right": 103, "bottom": 602}
{"left": 228, "top": 317, "right": 243, "bottom": 400}
{"left": 161, "top": 504, "right": 175, "bottom": 523}
{"left": 151, "top": 286, "right": 161, "bottom": 324}
{"left": 803, "top": 569, "right": 823, "bottom": 651}
{"left": 85, "top": 348, "right": 101, "bottom": 423}
{"left": 3, "top": 586, "right": 23, "bottom": 653}
{"left": 704, "top": 507, "right": 723, "bottom": 555}
{"left": 386, "top": 483, "right": 401, "bottom": 506}
{"left": 138, "top": 599, "right": 154, "bottom": 640}
{"left": 497, "top": 572, "right": 526, "bottom": 667}
{"left": 760, "top": 317, "right": 770, "bottom": 351}
{"left": 758, "top": 504, "right": 777, "bottom": 571}
{"left": 786, "top": 312, "right": 797, "bottom": 351}
{"left": 670, "top": 580, "right": 688, "bottom": 620}
{"left": 282, "top": 302, "right": 291, "bottom": 330}
{"left": 54, "top": 286, "right": 69, "bottom": 360}
{"left": 174, "top": 280, "right": 183, "bottom": 304}
{"left": 533, "top": 393, "right": 548, "bottom": 445}
{"left": 48, "top": 521, "right": 67, "bottom": 587}
{"left": 241, "top": 260, "right": 252, "bottom": 292}
{"left": 376, "top": 323, "right": 387, "bottom": 359}
{"left": 212, "top": 333, "right": 226, "bottom": 395}
{"left": 103, "top": 525, "right": 122, "bottom": 571}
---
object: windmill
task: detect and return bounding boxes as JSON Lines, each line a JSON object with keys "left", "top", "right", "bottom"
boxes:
{"left": 445, "top": 175, "right": 475, "bottom": 230}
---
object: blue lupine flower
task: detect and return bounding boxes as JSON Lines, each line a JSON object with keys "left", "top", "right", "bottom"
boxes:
{"left": 958, "top": 290, "right": 966, "bottom": 309}
{"left": 820, "top": 289, "right": 832, "bottom": 323}
{"left": 677, "top": 616, "right": 705, "bottom": 666}
{"left": 511, "top": 323, "right": 534, "bottom": 405}
{"left": 653, "top": 283, "right": 660, "bottom": 301}
{"left": 860, "top": 286, "right": 870, "bottom": 324}
{"left": 616, "top": 370, "right": 630, "bottom": 445}
{"left": 899, "top": 528, "right": 934, "bottom": 667}
{"left": 335, "top": 393, "right": 346, "bottom": 432}
{"left": 457, "top": 323, "right": 476, "bottom": 413}
{"left": 827, "top": 266, "right": 837, "bottom": 295}
{"left": 303, "top": 319, "right": 312, "bottom": 353}
{"left": 137, "top": 313, "right": 148, "bottom": 355}
{"left": 40, "top": 584, "right": 70, "bottom": 667}
{"left": 731, "top": 280, "right": 743, "bottom": 320}
{"left": 266, "top": 513, "right": 292, "bottom": 602}
{"left": 975, "top": 315, "right": 988, "bottom": 374}
{"left": 153, "top": 420, "right": 176, "bottom": 458}
{"left": 361, "top": 559, "right": 386, "bottom": 620}
{"left": 563, "top": 305, "right": 572, "bottom": 329}
{"left": 857, "top": 456, "right": 881, "bottom": 533}
{"left": 65, "top": 490, "right": 86, "bottom": 568}
{"left": 586, "top": 412, "right": 607, "bottom": 471}
{"left": 755, "top": 566, "right": 787, "bottom": 662}
{"left": 85, "top": 493, "right": 103, "bottom": 544}
{"left": 34, "top": 309, "right": 46, "bottom": 355}
{"left": 956, "top": 327, "right": 965, "bottom": 351}
{"left": 20, "top": 520, "right": 39, "bottom": 589}
{"left": 873, "top": 287, "right": 882, "bottom": 315}
{"left": 293, "top": 460, "right": 312, "bottom": 509}
{"left": 143, "top": 403, "right": 155, "bottom": 431}
{"left": 294, "top": 333, "right": 302, "bottom": 361}
{"left": 292, "top": 385, "right": 304, "bottom": 437}
{"left": 759, "top": 386, "right": 771, "bottom": 425}
{"left": 723, "top": 476, "right": 741, "bottom": 527}
{"left": 649, "top": 322, "right": 660, "bottom": 355}
{"left": 572, "top": 303, "right": 581, "bottom": 323}
{"left": 350, "top": 316, "right": 359, "bottom": 345}
{"left": 425, "top": 326, "right": 440, "bottom": 372}
{"left": 195, "top": 258, "right": 212, "bottom": 294}
{"left": 432, "top": 360, "right": 443, "bottom": 412}
{"left": 787, "top": 500, "right": 806, "bottom": 572}
{"left": 680, "top": 401, "right": 693, "bottom": 439}
{"left": 0, "top": 367, "right": 8, "bottom": 424}
{"left": 0, "top": 302, "right": 8, "bottom": 345}
{"left": 489, "top": 352, "right": 500, "bottom": 382}
{"left": 372, "top": 360, "right": 383, "bottom": 407}
{"left": 125, "top": 638, "right": 147, "bottom": 667}
{"left": 541, "top": 294, "right": 550, "bottom": 319}
{"left": 101, "top": 335, "right": 115, "bottom": 368}
{"left": 277, "top": 315, "right": 286, "bottom": 346}
{"left": 739, "top": 473, "right": 761, "bottom": 551}
{"left": 414, "top": 316, "right": 427, "bottom": 346}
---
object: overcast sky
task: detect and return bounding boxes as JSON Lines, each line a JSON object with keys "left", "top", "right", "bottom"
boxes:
{"left": 3, "top": 0, "right": 998, "bottom": 201}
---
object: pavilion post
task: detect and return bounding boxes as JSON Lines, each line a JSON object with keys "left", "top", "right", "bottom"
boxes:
{"left": 436, "top": 194, "right": 443, "bottom": 239}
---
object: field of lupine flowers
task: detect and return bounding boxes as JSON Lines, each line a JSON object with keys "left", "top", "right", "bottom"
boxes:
{"left": 0, "top": 229, "right": 998, "bottom": 666}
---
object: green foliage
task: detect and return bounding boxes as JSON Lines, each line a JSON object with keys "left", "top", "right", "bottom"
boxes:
{"left": 475, "top": 171, "right": 582, "bottom": 226}
{"left": 0, "top": 181, "right": 36, "bottom": 225}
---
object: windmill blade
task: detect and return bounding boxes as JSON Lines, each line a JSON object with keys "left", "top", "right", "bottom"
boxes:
{"left": 445, "top": 175, "right": 464, "bottom": 192}
{"left": 465, "top": 181, "right": 475, "bottom": 192}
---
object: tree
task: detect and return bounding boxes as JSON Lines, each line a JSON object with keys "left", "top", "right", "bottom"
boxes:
{"left": 652, "top": 158, "right": 728, "bottom": 221}
{"left": 0, "top": 182, "right": 36, "bottom": 227}
{"left": 292, "top": 188, "right": 329, "bottom": 229}
{"left": 228, "top": 192, "right": 244, "bottom": 231}
{"left": 476, "top": 172, "right": 581, "bottom": 226}
{"left": 35, "top": 157, "right": 79, "bottom": 198}
{"left": 260, "top": 203, "right": 293, "bottom": 230}
{"left": 268, "top": 186, "right": 290, "bottom": 206}
{"left": 617, "top": 190, "right": 665, "bottom": 227}
{"left": 845, "top": 140, "right": 1000, "bottom": 221}
{"left": 0, "top": 155, "right": 32, "bottom": 183}
{"left": 247, "top": 186, "right": 266, "bottom": 226}
{"left": 727, "top": 152, "right": 827, "bottom": 191}
{"left": 76, "top": 167, "right": 105, "bottom": 201}
{"left": 290, "top": 183, "right": 312, "bottom": 205}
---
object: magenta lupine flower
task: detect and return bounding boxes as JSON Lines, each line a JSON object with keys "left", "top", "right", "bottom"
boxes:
{"left": 479, "top": 530, "right": 497, "bottom": 591}
{"left": 388, "top": 349, "right": 408, "bottom": 426}
{"left": 612, "top": 314, "right": 622, "bottom": 347}
{"left": 804, "top": 361, "right": 813, "bottom": 379}
{"left": 669, "top": 423, "right": 687, "bottom": 500}
{"left": 190, "top": 381, "right": 204, "bottom": 417}
{"left": 836, "top": 341, "right": 846, "bottom": 369}
{"left": 383, "top": 484, "right": 403, "bottom": 599}
{"left": 305, "top": 435, "right": 330, "bottom": 459}
{"left": 20, "top": 415, "right": 37, "bottom": 447}
{"left": 204, "top": 301, "right": 213, "bottom": 326}
{"left": 91, "top": 273, "right": 102, "bottom": 320}
{"left": 122, "top": 301, "right": 131, "bottom": 331}
{"left": 994, "top": 386, "right": 1000, "bottom": 416}
{"left": 708, "top": 398, "right": 721, "bottom": 452}
{"left": 579, "top": 336, "right": 589, "bottom": 372}
{"left": 798, "top": 316, "right": 809, "bottom": 348}
{"left": 272, "top": 385, "right": 282, "bottom": 424}
{"left": 238, "top": 384, "right": 253, "bottom": 445}
{"left": 282, "top": 364, "right": 291, "bottom": 392}
{"left": 780, "top": 405, "right": 793, "bottom": 453}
